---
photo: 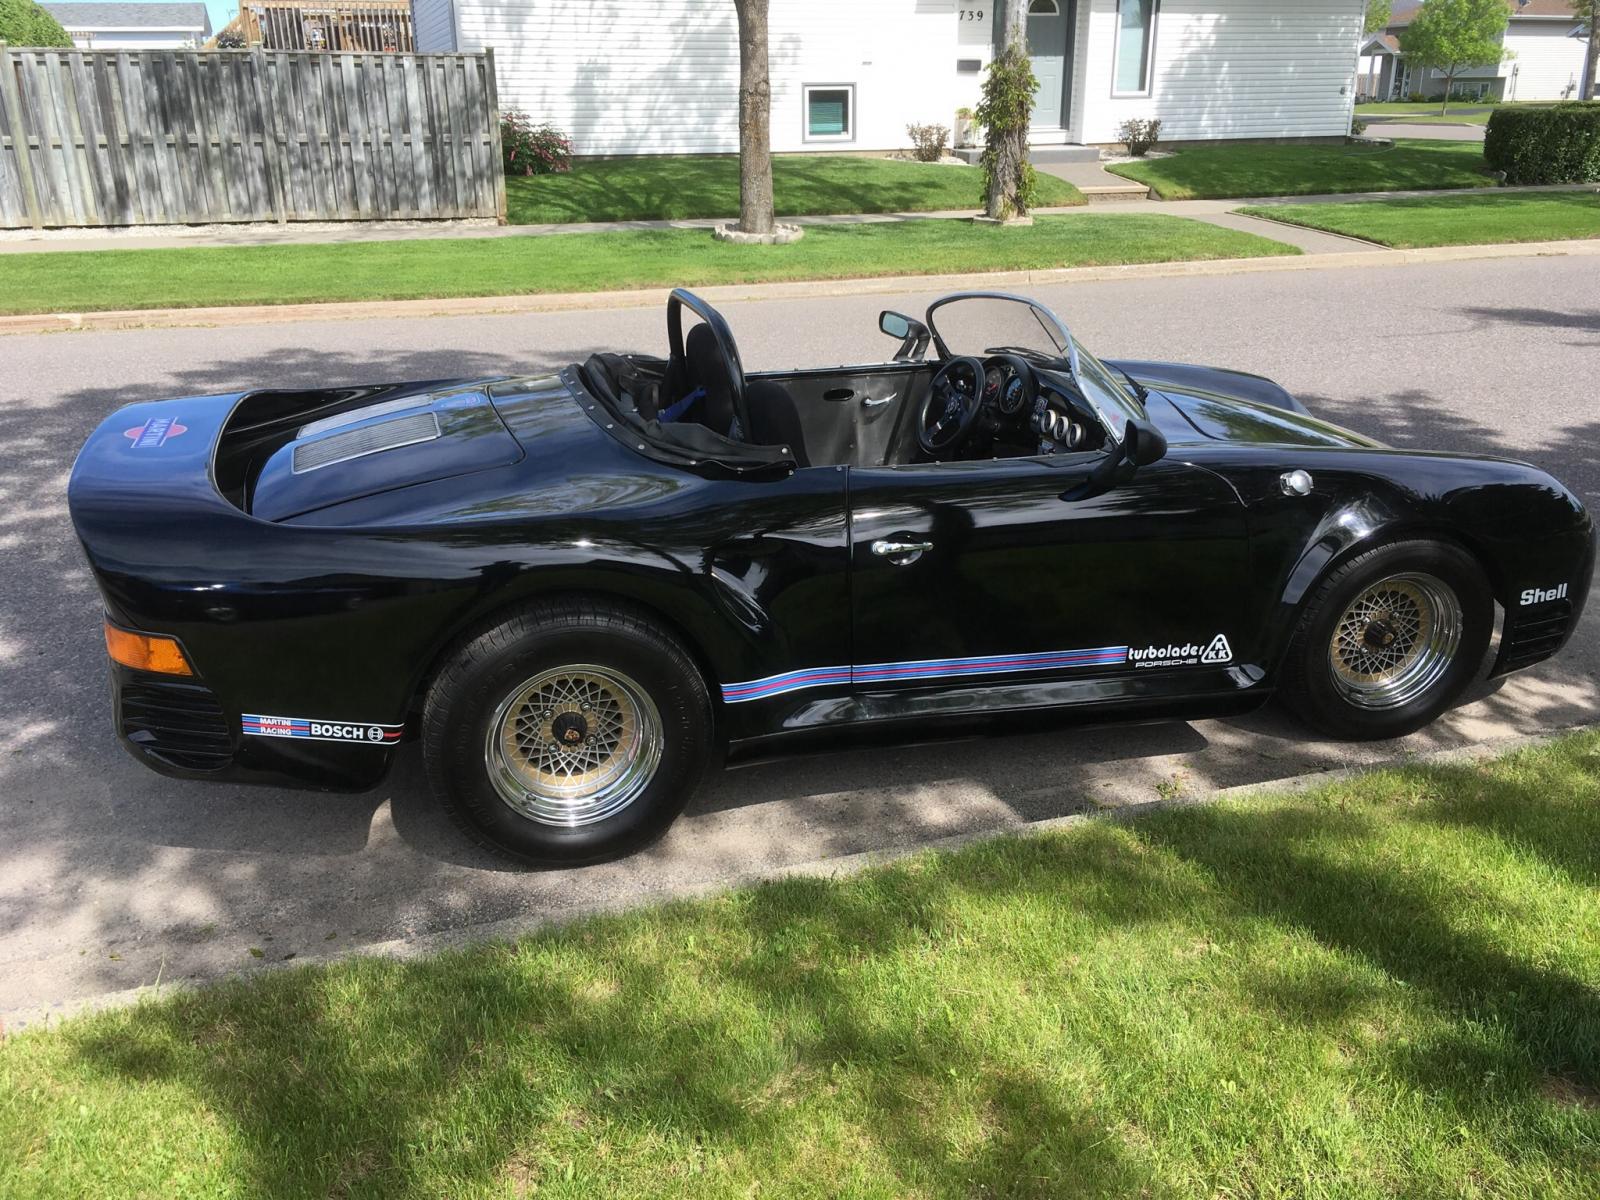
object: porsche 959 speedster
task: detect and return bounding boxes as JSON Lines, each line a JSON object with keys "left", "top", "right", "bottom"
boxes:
{"left": 69, "top": 290, "right": 1593, "bottom": 864}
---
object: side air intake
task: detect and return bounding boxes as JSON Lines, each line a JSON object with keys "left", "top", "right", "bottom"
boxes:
{"left": 292, "top": 412, "right": 441, "bottom": 474}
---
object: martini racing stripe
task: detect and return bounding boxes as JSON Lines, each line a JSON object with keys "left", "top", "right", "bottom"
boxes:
{"left": 720, "top": 646, "right": 1130, "bottom": 704}
{"left": 242, "top": 714, "right": 404, "bottom": 744}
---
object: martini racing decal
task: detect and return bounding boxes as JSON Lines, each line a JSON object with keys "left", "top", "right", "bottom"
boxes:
{"left": 124, "top": 415, "right": 188, "bottom": 449}
{"left": 241, "top": 714, "right": 403, "bottom": 744}
{"left": 722, "top": 636, "right": 1236, "bottom": 703}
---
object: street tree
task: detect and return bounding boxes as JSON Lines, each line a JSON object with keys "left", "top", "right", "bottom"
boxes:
{"left": 1399, "top": 0, "right": 1510, "bottom": 116}
{"left": 732, "top": 0, "right": 775, "bottom": 236}
{"left": 1574, "top": 0, "right": 1598, "bottom": 101}
{"left": 1366, "top": 0, "right": 1392, "bottom": 34}
{"left": 978, "top": 0, "right": 1035, "bottom": 221}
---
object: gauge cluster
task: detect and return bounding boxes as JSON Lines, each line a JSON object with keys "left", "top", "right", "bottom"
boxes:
{"left": 969, "top": 354, "right": 1102, "bottom": 458}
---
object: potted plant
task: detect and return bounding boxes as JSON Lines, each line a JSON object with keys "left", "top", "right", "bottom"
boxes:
{"left": 954, "top": 106, "right": 979, "bottom": 148}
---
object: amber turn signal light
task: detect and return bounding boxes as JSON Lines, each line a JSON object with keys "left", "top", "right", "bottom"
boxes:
{"left": 104, "top": 621, "right": 194, "bottom": 677}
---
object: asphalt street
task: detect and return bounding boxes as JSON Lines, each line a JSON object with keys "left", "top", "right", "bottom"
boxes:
{"left": 2, "top": 255, "right": 1596, "bottom": 1017}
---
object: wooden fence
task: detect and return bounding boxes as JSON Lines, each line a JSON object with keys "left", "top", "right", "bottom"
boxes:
{"left": 0, "top": 44, "right": 505, "bottom": 228}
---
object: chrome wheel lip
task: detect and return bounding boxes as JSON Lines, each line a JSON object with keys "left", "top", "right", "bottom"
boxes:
{"left": 1328, "top": 572, "right": 1463, "bottom": 711}
{"left": 485, "top": 665, "right": 663, "bottom": 827}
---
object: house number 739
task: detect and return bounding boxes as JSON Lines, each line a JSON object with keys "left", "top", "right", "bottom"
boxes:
{"left": 960, "top": 8, "right": 985, "bottom": 19}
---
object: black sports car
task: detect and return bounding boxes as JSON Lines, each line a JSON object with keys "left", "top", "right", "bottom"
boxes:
{"left": 69, "top": 290, "right": 1593, "bottom": 864}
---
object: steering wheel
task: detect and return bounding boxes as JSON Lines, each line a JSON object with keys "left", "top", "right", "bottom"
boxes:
{"left": 916, "top": 356, "right": 988, "bottom": 458}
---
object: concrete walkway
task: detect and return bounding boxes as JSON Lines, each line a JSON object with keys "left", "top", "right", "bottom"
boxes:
{"left": 0, "top": 182, "right": 1587, "bottom": 260}
{"left": 1363, "top": 119, "right": 1486, "bottom": 142}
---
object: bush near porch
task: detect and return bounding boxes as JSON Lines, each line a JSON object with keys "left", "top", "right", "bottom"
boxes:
{"left": 1105, "top": 138, "right": 1494, "bottom": 200}
{"left": 504, "top": 154, "right": 1085, "bottom": 224}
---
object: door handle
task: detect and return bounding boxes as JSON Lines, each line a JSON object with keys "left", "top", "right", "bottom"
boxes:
{"left": 871, "top": 537, "right": 933, "bottom": 564}
{"left": 862, "top": 393, "right": 895, "bottom": 408}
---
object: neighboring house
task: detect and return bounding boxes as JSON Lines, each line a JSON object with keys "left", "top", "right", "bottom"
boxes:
{"left": 212, "top": 1, "right": 416, "bottom": 52}
{"left": 1359, "top": 0, "right": 1590, "bottom": 102}
{"left": 411, "top": 0, "right": 1369, "bottom": 155}
{"left": 40, "top": 2, "right": 211, "bottom": 48}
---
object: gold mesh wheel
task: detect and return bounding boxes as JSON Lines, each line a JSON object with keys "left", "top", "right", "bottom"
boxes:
{"left": 485, "top": 666, "right": 663, "bottom": 826}
{"left": 1328, "top": 572, "right": 1462, "bottom": 710}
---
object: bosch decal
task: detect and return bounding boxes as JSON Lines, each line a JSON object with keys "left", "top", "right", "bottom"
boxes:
{"left": 1520, "top": 583, "right": 1569, "bottom": 606}
{"left": 242, "top": 714, "right": 403, "bottom": 744}
{"left": 124, "top": 416, "right": 188, "bottom": 449}
{"left": 1127, "top": 634, "right": 1233, "bottom": 670}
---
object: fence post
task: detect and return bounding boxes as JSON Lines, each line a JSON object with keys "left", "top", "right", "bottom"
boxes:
{"left": 484, "top": 46, "right": 506, "bottom": 224}
{"left": 0, "top": 42, "right": 46, "bottom": 229}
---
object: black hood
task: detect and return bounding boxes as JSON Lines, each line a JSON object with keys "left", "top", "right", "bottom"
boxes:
{"left": 1110, "top": 360, "right": 1382, "bottom": 451}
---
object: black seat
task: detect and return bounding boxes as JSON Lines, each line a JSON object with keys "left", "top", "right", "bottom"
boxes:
{"left": 678, "top": 323, "right": 809, "bottom": 466}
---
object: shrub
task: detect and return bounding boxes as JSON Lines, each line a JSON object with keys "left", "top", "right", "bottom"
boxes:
{"left": 500, "top": 111, "right": 572, "bottom": 176}
{"left": 905, "top": 122, "right": 950, "bottom": 162}
{"left": 1351, "top": 115, "right": 1369, "bottom": 136}
{"left": 0, "top": 0, "right": 73, "bottom": 46}
{"left": 1407, "top": 91, "right": 1428, "bottom": 103}
{"left": 1118, "top": 118, "right": 1162, "bottom": 157}
{"left": 976, "top": 39, "right": 1037, "bottom": 218}
{"left": 1484, "top": 103, "right": 1600, "bottom": 184}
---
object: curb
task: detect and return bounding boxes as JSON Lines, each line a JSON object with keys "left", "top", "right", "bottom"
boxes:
{"left": 4, "top": 237, "right": 1598, "bottom": 336}
{"left": 4, "top": 721, "right": 1593, "bottom": 1034}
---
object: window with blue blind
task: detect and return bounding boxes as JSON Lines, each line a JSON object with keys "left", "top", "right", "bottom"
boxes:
{"left": 1113, "top": 0, "right": 1158, "bottom": 96}
{"left": 804, "top": 85, "right": 854, "bottom": 141}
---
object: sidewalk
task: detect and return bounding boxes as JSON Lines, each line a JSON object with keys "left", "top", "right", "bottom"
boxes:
{"left": 2, "top": 183, "right": 1584, "bottom": 258}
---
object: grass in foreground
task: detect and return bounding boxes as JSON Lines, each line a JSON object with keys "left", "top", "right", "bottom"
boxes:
{"left": 1240, "top": 192, "right": 1600, "bottom": 248}
{"left": 505, "top": 155, "right": 1083, "bottom": 224}
{"left": 1106, "top": 137, "right": 1492, "bottom": 200}
{"left": 2, "top": 733, "right": 1598, "bottom": 1198}
{"left": 0, "top": 216, "right": 1293, "bottom": 316}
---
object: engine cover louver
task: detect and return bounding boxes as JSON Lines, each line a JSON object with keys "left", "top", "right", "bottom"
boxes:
{"left": 292, "top": 412, "right": 442, "bottom": 474}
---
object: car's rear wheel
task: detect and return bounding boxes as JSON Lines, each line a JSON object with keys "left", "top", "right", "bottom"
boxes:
{"left": 1280, "top": 540, "right": 1491, "bottom": 740}
{"left": 423, "top": 600, "right": 713, "bottom": 865}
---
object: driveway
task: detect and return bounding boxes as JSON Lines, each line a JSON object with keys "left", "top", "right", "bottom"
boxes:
{"left": 1363, "top": 118, "right": 1486, "bottom": 141}
{"left": 2, "top": 255, "right": 1596, "bottom": 1018}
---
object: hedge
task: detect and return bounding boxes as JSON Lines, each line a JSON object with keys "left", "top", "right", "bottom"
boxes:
{"left": 1484, "top": 103, "right": 1600, "bottom": 186}
{"left": 0, "top": 0, "right": 73, "bottom": 46}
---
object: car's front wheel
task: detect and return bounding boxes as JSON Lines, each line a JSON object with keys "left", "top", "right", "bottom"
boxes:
{"left": 1280, "top": 540, "right": 1492, "bottom": 740}
{"left": 422, "top": 600, "right": 714, "bottom": 865}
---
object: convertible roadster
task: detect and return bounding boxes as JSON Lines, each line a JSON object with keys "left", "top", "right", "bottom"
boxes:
{"left": 70, "top": 290, "right": 1592, "bottom": 863}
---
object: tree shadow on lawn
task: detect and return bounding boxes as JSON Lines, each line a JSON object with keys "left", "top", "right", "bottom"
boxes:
{"left": 54, "top": 745, "right": 1600, "bottom": 1196}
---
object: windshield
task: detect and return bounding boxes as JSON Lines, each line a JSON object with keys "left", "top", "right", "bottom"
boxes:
{"left": 926, "top": 292, "right": 1144, "bottom": 435}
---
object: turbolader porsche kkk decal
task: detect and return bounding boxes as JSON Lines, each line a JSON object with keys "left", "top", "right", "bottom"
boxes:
{"left": 69, "top": 289, "right": 1594, "bottom": 865}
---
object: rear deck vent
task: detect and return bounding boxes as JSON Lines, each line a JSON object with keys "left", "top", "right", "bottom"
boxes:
{"left": 292, "top": 412, "right": 441, "bottom": 474}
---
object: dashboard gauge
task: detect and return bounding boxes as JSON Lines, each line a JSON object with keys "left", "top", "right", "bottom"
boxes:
{"left": 983, "top": 368, "right": 1002, "bottom": 401}
{"left": 999, "top": 375, "right": 1027, "bottom": 416}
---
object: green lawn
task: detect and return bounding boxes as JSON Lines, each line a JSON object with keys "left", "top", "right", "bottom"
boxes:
{"left": 1240, "top": 192, "right": 1600, "bottom": 248}
{"left": 505, "top": 155, "right": 1084, "bottom": 224}
{"left": 1356, "top": 101, "right": 1503, "bottom": 125}
{"left": 0, "top": 216, "right": 1293, "bottom": 316}
{"left": 2, "top": 733, "right": 1597, "bottom": 1198}
{"left": 1106, "top": 138, "right": 1493, "bottom": 200}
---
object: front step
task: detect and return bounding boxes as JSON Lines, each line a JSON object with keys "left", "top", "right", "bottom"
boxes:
{"left": 955, "top": 144, "right": 1105, "bottom": 166}
{"left": 1080, "top": 182, "right": 1153, "bottom": 202}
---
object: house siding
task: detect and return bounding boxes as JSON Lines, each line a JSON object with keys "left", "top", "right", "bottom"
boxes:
{"left": 412, "top": 0, "right": 458, "bottom": 51}
{"left": 1073, "top": 0, "right": 1364, "bottom": 143}
{"left": 449, "top": 0, "right": 1364, "bottom": 155}
{"left": 1503, "top": 22, "right": 1585, "bottom": 101}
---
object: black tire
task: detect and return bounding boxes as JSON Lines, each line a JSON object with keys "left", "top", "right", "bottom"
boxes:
{"left": 1279, "top": 539, "right": 1492, "bottom": 740}
{"left": 422, "top": 599, "right": 714, "bottom": 866}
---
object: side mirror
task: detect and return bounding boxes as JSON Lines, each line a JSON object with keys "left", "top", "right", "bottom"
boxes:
{"left": 879, "top": 310, "right": 931, "bottom": 361}
{"left": 1122, "top": 417, "right": 1167, "bottom": 467}
{"left": 1058, "top": 417, "right": 1167, "bottom": 502}
{"left": 879, "top": 311, "right": 912, "bottom": 339}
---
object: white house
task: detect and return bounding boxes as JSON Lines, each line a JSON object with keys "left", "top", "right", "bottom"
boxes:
{"left": 39, "top": 2, "right": 213, "bottom": 49}
{"left": 411, "top": 0, "right": 1368, "bottom": 155}
{"left": 1358, "top": 0, "right": 1591, "bottom": 102}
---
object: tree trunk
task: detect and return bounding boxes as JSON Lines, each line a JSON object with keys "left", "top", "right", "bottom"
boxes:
{"left": 734, "top": 0, "right": 774, "bottom": 235}
{"left": 1440, "top": 67, "right": 1454, "bottom": 116}
{"left": 1583, "top": 0, "right": 1599, "bottom": 101}
{"left": 985, "top": 0, "right": 1030, "bottom": 220}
